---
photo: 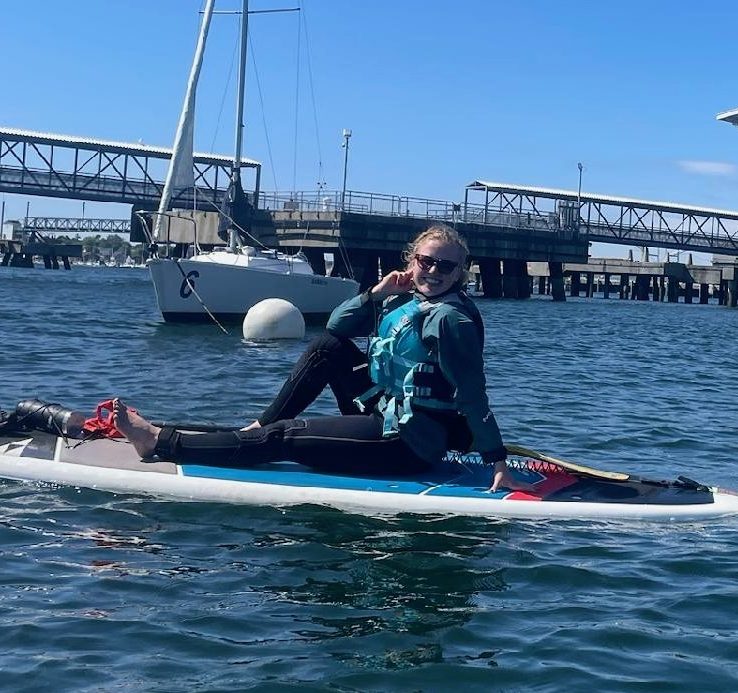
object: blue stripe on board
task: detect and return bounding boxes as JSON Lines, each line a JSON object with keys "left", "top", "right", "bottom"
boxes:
{"left": 181, "top": 463, "right": 450, "bottom": 494}
{"left": 179, "top": 461, "right": 510, "bottom": 499}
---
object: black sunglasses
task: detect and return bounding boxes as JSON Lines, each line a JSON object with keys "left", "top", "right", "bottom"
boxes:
{"left": 414, "top": 253, "right": 458, "bottom": 275}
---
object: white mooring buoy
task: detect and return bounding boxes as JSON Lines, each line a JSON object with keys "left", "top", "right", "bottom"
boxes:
{"left": 242, "top": 298, "right": 305, "bottom": 340}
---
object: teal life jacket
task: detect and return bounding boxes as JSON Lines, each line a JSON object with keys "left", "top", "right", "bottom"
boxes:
{"left": 354, "top": 295, "right": 463, "bottom": 437}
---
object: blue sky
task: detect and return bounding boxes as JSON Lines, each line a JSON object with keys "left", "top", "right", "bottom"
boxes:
{"left": 3, "top": 1, "right": 738, "bottom": 259}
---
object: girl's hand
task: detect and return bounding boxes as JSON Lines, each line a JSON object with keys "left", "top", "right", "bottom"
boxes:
{"left": 490, "top": 459, "right": 507, "bottom": 492}
{"left": 370, "top": 270, "right": 414, "bottom": 300}
{"left": 490, "top": 460, "right": 537, "bottom": 493}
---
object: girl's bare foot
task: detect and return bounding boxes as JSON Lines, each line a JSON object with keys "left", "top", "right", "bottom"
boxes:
{"left": 113, "top": 399, "right": 161, "bottom": 458}
{"left": 240, "top": 420, "right": 262, "bottom": 432}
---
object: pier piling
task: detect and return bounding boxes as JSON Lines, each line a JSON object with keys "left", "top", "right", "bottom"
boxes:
{"left": 549, "top": 262, "right": 566, "bottom": 302}
{"left": 479, "top": 259, "right": 502, "bottom": 299}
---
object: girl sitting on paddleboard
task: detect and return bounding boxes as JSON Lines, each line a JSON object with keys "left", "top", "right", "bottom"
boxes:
{"left": 114, "top": 224, "right": 511, "bottom": 490}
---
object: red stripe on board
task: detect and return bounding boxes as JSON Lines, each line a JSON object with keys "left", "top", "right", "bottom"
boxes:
{"left": 506, "top": 465, "right": 579, "bottom": 501}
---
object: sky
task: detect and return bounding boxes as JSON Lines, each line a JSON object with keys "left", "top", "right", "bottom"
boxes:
{"left": 3, "top": 0, "right": 738, "bottom": 260}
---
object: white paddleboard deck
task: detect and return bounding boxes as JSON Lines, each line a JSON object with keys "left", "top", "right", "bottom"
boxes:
{"left": 1, "top": 430, "right": 736, "bottom": 521}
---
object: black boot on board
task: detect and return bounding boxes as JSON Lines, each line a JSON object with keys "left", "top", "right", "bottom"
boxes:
{"left": 14, "top": 399, "right": 86, "bottom": 438}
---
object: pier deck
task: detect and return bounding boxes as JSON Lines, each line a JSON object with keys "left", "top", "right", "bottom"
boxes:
{"left": 526, "top": 259, "right": 738, "bottom": 305}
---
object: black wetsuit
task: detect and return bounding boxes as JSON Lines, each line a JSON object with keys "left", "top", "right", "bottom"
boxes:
{"left": 153, "top": 291, "right": 506, "bottom": 475}
{"left": 155, "top": 332, "right": 430, "bottom": 475}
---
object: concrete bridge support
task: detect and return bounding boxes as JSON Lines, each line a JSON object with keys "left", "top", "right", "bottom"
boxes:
{"left": 501, "top": 260, "right": 530, "bottom": 299}
{"left": 519, "top": 263, "right": 532, "bottom": 298}
{"left": 352, "top": 250, "right": 381, "bottom": 291}
{"left": 728, "top": 277, "right": 738, "bottom": 308}
{"left": 717, "top": 282, "right": 726, "bottom": 306}
{"left": 652, "top": 277, "right": 660, "bottom": 301}
{"left": 302, "top": 248, "right": 326, "bottom": 275}
{"left": 330, "top": 248, "right": 378, "bottom": 289}
{"left": 7, "top": 253, "right": 34, "bottom": 268}
{"left": 699, "top": 284, "right": 710, "bottom": 304}
{"left": 379, "top": 250, "right": 403, "bottom": 275}
{"left": 570, "top": 272, "right": 581, "bottom": 297}
{"left": 667, "top": 277, "right": 679, "bottom": 303}
{"left": 619, "top": 274, "right": 629, "bottom": 299}
{"left": 549, "top": 262, "right": 565, "bottom": 301}
{"left": 585, "top": 272, "right": 595, "bottom": 298}
{"left": 603, "top": 273, "right": 612, "bottom": 299}
{"left": 502, "top": 260, "right": 519, "bottom": 298}
{"left": 479, "top": 258, "right": 502, "bottom": 298}
{"left": 635, "top": 275, "right": 650, "bottom": 300}
{"left": 41, "top": 254, "right": 70, "bottom": 270}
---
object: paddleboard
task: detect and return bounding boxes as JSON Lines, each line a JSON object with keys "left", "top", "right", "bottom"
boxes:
{"left": 0, "top": 425, "right": 736, "bottom": 521}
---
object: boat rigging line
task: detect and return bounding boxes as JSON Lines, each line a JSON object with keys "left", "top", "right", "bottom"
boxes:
{"left": 208, "top": 29, "right": 239, "bottom": 155}
{"left": 135, "top": 210, "right": 231, "bottom": 334}
{"left": 168, "top": 256, "right": 230, "bottom": 335}
{"left": 249, "top": 39, "right": 279, "bottom": 191}
{"left": 291, "top": 9, "right": 301, "bottom": 196}
{"left": 300, "top": 3, "right": 326, "bottom": 191}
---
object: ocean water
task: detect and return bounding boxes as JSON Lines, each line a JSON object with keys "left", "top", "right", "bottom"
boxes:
{"left": 1, "top": 265, "right": 738, "bottom": 692}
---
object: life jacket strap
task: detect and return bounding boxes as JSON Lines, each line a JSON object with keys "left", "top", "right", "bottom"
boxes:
{"left": 353, "top": 384, "right": 384, "bottom": 413}
{"left": 381, "top": 396, "right": 401, "bottom": 438}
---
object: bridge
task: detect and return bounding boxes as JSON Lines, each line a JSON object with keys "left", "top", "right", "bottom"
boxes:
{"left": 465, "top": 181, "right": 738, "bottom": 255}
{"left": 17, "top": 185, "right": 738, "bottom": 259}
{"left": 0, "top": 127, "right": 260, "bottom": 208}
{"left": 4, "top": 128, "right": 738, "bottom": 257}
{"left": 5, "top": 127, "right": 738, "bottom": 300}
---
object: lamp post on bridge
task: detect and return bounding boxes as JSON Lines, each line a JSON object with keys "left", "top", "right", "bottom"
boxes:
{"left": 340, "top": 128, "right": 352, "bottom": 212}
{"left": 577, "top": 162, "right": 583, "bottom": 226}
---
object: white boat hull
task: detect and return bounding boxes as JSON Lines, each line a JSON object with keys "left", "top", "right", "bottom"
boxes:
{"left": 148, "top": 256, "right": 359, "bottom": 321}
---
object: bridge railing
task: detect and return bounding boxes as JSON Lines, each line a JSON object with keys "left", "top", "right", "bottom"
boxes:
{"left": 259, "top": 189, "right": 464, "bottom": 219}
{"left": 257, "top": 189, "right": 567, "bottom": 232}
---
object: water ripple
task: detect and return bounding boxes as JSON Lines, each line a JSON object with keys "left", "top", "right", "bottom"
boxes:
{"left": 3, "top": 267, "right": 738, "bottom": 690}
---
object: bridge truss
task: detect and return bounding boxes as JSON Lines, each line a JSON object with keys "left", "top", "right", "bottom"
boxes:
{"left": 0, "top": 127, "right": 260, "bottom": 208}
{"left": 465, "top": 181, "right": 738, "bottom": 255}
{"left": 22, "top": 217, "right": 131, "bottom": 234}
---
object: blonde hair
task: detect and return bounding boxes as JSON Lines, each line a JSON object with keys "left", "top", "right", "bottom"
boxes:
{"left": 402, "top": 224, "right": 470, "bottom": 287}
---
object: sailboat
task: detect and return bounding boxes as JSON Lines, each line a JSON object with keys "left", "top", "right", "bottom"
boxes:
{"left": 145, "top": 0, "right": 359, "bottom": 323}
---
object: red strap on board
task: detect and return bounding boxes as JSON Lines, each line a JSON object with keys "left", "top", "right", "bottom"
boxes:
{"left": 82, "top": 399, "right": 136, "bottom": 439}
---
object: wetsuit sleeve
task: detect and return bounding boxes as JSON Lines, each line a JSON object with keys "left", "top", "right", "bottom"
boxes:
{"left": 326, "top": 292, "right": 378, "bottom": 337}
{"left": 425, "top": 310, "right": 506, "bottom": 463}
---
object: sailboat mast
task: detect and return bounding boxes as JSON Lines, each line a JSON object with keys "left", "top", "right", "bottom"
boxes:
{"left": 153, "top": 0, "right": 216, "bottom": 242}
{"left": 228, "top": 0, "right": 249, "bottom": 253}
{"left": 234, "top": 0, "right": 249, "bottom": 178}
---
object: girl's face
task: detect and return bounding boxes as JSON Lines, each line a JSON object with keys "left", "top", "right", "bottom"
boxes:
{"left": 410, "top": 237, "right": 464, "bottom": 298}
